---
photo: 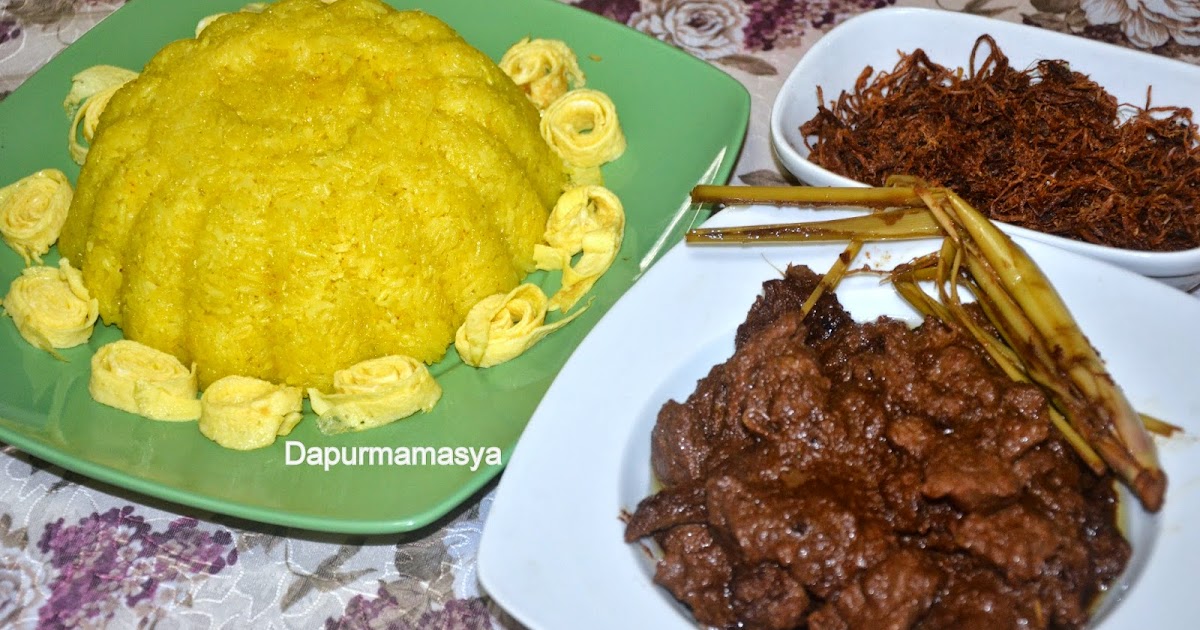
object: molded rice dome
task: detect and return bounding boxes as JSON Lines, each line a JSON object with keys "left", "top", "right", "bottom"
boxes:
{"left": 59, "top": 0, "right": 566, "bottom": 390}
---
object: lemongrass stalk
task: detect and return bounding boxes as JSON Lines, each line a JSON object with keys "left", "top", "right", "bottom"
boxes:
{"left": 801, "top": 240, "right": 863, "bottom": 318}
{"left": 885, "top": 175, "right": 933, "bottom": 189}
{"left": 892, "top": 253, "right": 941, "bottom": 281}
{"left": 962, "top": 254, "right": 1124, "bottom": 474}
{"left": 893, "top": 254, "right": 1106, "bottom": 473}
{"left": 943, "top": 205, "right": 1108, "bottom": 424}
{"left": 943, "top": 193, "right": 1161, "bottom": 454}
{"left": 686, "top": 207, "right": 941, "bottom": 244}
{"left": 690, "top": 184, "right": 922, "bottom": 208}
{"left": 1141, "top": 413, "right": 1181, "bottom": 437}
{"left": 935, "top": 235, "right": 962, "bottom": 311}
{"left": 948, "top": 277, "right": 1106, "bottom": 473}
{"left": 935, "top": 190, "right": 1164, "bottom": 510}
{"left": 912, "top": 267, "right": 1106, "bottom": 475}
{"left": 891, "top": 270, "right": 950, "bottom": 323}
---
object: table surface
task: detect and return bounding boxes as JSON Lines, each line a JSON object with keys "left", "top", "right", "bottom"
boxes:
{"left": 1, "top": 0, "right": 1197, "bottom": 627}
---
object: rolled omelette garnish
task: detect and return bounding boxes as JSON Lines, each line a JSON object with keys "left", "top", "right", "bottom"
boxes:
{"left": 563, "top": 164, "right": 604, "bottom": 188}
{"left": 307, "top": 355, "right": 442, "bottom": 435}
{"left": 455, "top": 283, "right": 588, "bottom": 368}
{"left": 539, "top": 88, "right": 626, "bottom": 174}
{"left": 499, "top": 37, "right": 586, "bottom": 110}
{"left": 90, "top": 340, "right": 201, "bottom": 422}
{"left": 534, "top": 185, "right": 625, "bottom": 312}
{"left": 0, "top": 169, "right": 73, "bottom": 265}
{"left": 1, "top": 259, "right": 98, "bottom": 352}
{"left": 195, "top": 13, "right": 228, "bottom": 36}
{"left": 196, "top": 3, "right": 269, "bottom": 37}
{"left": 63, "top": 65, "right": 139, "bottom": 164}
{"left": 199, "top": 375, "right": 303, "bottom": 451}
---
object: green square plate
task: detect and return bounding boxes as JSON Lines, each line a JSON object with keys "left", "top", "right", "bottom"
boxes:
{"left": 0, "top": 0, "right": 748, "bottom": 534}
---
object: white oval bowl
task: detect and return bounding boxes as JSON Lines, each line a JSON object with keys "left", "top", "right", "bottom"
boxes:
{"left": 479, "top": 203, "right": 1200, "bottom": 629}
{"left": 769, "top": 7, "right": 1200, "bottom": 290}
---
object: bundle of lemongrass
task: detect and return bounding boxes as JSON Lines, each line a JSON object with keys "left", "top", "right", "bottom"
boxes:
{"left": 687, "top": 177, "right": 1168, "bottom": 512}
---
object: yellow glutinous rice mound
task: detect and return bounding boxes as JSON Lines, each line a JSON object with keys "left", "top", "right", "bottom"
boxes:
{"left": 59, "top": 0, "right": 566, "bottom": 390}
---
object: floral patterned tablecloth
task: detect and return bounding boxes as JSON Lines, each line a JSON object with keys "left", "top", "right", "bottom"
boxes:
{"left": 0, "top": 1, "right": 1196, "bottom": 628}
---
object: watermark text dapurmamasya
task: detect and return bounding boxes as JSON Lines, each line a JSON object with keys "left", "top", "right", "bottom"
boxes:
{"left": 285, "top": 440, "right": 502, "bottom": 472}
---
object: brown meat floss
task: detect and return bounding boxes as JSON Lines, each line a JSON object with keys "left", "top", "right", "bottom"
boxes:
{"left": 801, "top": 35, "right": 1200, "bottom": 252}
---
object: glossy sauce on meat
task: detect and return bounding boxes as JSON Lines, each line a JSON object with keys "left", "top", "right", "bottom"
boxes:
{"left": 625, "top": 265, "right": 1129, "bottom": 630}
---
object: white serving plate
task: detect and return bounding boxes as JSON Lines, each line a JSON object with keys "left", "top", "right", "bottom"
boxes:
{"left": 769, "top": 7, "right": 1200, "bottom": 290}
{"left": 478, "top": 203, "right": 1200, "bottom": 629}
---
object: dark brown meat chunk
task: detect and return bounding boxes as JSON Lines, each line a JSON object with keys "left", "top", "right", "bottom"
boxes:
{"left": 626, "top": 265, "right": 1129, "bottom": 629}
{"left": 736, "top": 266, "right": 853, "bottom": 348}
{"left": 808, "top": 549, "right": 944, "bottom": 630}
{"left": 921, "top": 446, "right": 1021, "bottom": 512}
{"left": 953, "top": 503, "right": 1060, "bottom": 582}
{"left": 705, "top": 472, "right": 894, "bottom": 600}
{"left": 624, "top": 481, "right": 707, "bottom": 541}
{"left": 732, "top": 562, "right": 811, "bottom": 630}
{"left": 653, "top": 524, "right": 736, "bottom": 628}
{"left": 650, "top": 360, "right": 754, "bottom": 487}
